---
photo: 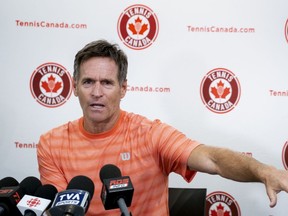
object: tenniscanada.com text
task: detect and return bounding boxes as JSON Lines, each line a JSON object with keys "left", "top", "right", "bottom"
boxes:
{"left": 15, "top": 19, "right": 87, "bottom": 29}
{"left": 187, "top": 25, "right": 255, "bottom": 33}
{"left": 127, "top": 85, "right": 171, "bottom": 93}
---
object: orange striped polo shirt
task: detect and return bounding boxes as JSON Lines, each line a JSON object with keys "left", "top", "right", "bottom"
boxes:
{"left": 37, "top": 110, "right": 200, "bottom": 215}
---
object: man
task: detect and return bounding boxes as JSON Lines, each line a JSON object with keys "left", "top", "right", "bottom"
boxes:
{"left": 37, "top": 40, "right": 288, "bottom": 215}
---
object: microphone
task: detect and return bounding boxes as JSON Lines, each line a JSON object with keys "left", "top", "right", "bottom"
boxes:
{"left": 0, "top": 176, "right": 42, "bottom": 216}
{"left": 99, "top": 164, "right": 134, "bottom": 216}
{"left": 0, "top": 177, "right": 19, "bottom": 188}
{"left": 0, "top": 177, "right": 19, "bottom": 215}
{"left": 43, "top": 175, "right": 95, "bottom": 216}
{"left": 19, "top": 177, "right": 42, "bottom": 196}
{"left": 17, "top": 184, "right": 58, "bottom": 216}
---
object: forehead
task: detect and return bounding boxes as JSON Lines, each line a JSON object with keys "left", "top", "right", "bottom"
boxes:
{"left": 79, "top": 57, "right": 118, "bottom": 79}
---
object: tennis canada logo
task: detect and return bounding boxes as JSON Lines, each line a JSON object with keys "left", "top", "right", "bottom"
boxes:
{"left": 200, "top": 68, "right": 241, "bottom": 114}
{"left": 206, "top": 191, "right": 241, "bottom": 216}
{"left": 117, "top": 4, "right": 159, "bottom": 50}
{"left": 281, "top": 141, "right": 288, "bottom": 169}
{"left": 30, "top": 62, "right": 72, "bottom": 108}
{"left": 285, "top": 18, "right": 288, "bottom": 44}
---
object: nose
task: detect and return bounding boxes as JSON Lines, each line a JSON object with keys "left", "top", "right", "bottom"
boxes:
{"left": 91, "top": 82, "right": 103, "bottom": 97}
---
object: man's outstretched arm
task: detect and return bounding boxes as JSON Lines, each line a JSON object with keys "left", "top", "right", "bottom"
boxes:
{"left": 187, "top": 144, "right": 288, "bottom": 207}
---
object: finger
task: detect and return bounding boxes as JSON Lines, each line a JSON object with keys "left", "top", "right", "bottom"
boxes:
{"left": 267, "top": 188, "right": 277, "bottom": 208}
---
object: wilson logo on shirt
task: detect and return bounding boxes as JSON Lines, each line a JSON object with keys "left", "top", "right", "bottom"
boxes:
{"left": 120, "top": 152, "right": 131, "bottom": 161}
{"left": 206, "top": 191, "right": 241, "bottom": 216}
{"left": 30, "top": 62, "right": 72, "bottom": 108}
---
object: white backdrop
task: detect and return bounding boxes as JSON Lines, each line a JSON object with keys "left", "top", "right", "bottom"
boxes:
{"left": 1, "top": 0, "right": 288, "bottom": 215}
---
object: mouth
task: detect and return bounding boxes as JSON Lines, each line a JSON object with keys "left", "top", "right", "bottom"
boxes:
{"left": 90, "top": 103, "right": 105, "bottom": 110}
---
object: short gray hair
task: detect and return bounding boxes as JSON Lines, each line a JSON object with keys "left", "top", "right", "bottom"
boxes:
{"left": 73, "top": 40, "right": 128, "bottom": 84}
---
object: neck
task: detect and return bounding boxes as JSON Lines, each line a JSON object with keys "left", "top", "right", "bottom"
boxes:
{"left": 83, "top": 110, "right": 121, "bottom": 134}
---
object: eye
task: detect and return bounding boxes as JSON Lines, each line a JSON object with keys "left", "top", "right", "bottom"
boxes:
{"left": 101, "top": 79, "right": 114, "bottom": 87}
{"left": 82, "top": 78, "right": 94, "bottom": 87}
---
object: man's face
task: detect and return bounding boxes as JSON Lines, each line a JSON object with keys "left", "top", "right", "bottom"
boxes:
{"left": 73, "top": 57, "right": 127, "bottom": 133}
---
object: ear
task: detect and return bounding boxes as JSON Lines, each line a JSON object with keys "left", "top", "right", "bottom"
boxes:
{"left": 73, "top": 79, "right": 78, "bottom": 97}
{"left": 120, "top": 80, "right": 127, "bottom": 99}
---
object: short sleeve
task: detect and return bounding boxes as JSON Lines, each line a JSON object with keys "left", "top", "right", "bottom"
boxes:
{"left": 148, "top": 120, "right": 200, "bottom": 182}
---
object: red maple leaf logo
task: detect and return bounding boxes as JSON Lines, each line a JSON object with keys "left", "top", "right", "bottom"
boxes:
{"left": 211, "top": 80, "right": 230, "bottom": 99}
{"left": 41, "top": 74, "right": 62, "bottom": 93}
{"left": 210, "top": 203, "right": 231, "bottom": 216}
{"left": 128, "top": 16, "right": 148, "bottom": 35}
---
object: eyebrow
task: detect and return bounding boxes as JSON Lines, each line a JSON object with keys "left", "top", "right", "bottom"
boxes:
{"left": 81, "top": 76, "right": 115, "bottom": 83}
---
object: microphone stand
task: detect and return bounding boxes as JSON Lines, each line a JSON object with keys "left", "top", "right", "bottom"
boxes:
{"left": 23, "top": 210, "right": 36, "bottom": 216}
{"left": 118, "top": 198, "right": 132, "bottom": 216}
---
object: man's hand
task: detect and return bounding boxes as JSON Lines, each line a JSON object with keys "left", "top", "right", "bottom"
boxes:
{"left": 263, "top": 168, "right": 288, "bottom": 207}
{"left": 187, "top": 144, "right": 288, "bottom": 207}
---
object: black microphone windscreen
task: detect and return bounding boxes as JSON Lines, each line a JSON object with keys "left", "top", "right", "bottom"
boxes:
{"left": 0, "top": 177, "right": 19, "bottom": 188}
{"left": 34, "top": 184, "right": 58, "bottom": 200}
{"left": 19, "top": 176, "right": 42, "bottom": 195}
{"left": 99, "top": 164, "right": 122, "bottom": 182}
{"left": 66, "top": 176, "right": 95, "bottom": 199}
{"left": 99, "top": 164, "right": 134, "bottom": 211}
